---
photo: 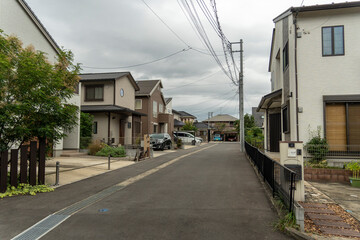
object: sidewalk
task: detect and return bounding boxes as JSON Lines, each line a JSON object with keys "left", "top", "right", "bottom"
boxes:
{"left": 45, "top": 144, "right": 198, "bottom": 187}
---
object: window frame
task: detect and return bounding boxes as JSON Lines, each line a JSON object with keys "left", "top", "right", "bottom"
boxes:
{"left": 135, "top": 99, "right": 142, "bottom": 109}
{"left": 282, "top": 105, "right": 290, "bottom": 134}
{"left": 153, "top": 101, "right": 158, "bottom": 118}
{"left": 283, "top": 42, "right": 289, "bottom": 71}
{"left": 85, "top": 84, "right": 104, "bottom": 101}
{"left": 93, "top": 121, "right": 98, "bottom": 134}
{"left": 322, "top": 25, "right": 345, "bottom": 57}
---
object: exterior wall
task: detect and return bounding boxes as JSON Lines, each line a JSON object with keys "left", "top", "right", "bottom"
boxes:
{"left": 296, "top": 8, "right": 360, "bottom": 142}
{"left": 81, "top": 81, "right": 114, "bottom": 106}
{"left": 91, "top": 113, "right": 109, "bottom": 143}
{"left": 63, "top": 83, "right": 81, "bottom": 149}
{"left": 0, "top": 0, "right": 58, "bottom": 63}
{"left": 115, "top": 76, "right": 136, "bottom": 110}
{"left": 136, "top": 96, "right": 151, "bottom": 135}
{"left": 165, "top": 100, "right": 173, "bottom": 114}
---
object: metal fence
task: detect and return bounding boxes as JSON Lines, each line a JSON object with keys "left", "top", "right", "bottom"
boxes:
{"left": 0, "top": 141, "right": 46, "bottom": 193}
{"left": 245, "top": 141, "right": 296, "bottom": 212}
{"left": 304, "top": 144, "right": 360, "bottom": 160}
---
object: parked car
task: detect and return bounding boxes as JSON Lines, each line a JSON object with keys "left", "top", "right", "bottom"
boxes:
{"left": 213, "top": 134, "right": 222, "bottom": 141}
{"left": 227, "top": 136, "right": 237, "bottom": 142}
{"left": 150, "top": 133, "right": 172, "bottom": 150}
{"left": 173, "top": 132, "right": 201, "bottom": 145}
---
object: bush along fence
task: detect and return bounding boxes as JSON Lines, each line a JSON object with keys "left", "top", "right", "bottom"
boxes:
{"left": 245, "top": 141, "right": 297, "bottom": 213}
{"left": 0, "top": 140, "right": 46, "bottom": 193}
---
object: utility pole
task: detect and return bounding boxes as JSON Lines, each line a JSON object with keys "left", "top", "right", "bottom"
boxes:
{"left": 231, "top": 39, "right": 244, "bottom": 152}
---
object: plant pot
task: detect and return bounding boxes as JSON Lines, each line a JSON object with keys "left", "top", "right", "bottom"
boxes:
{"left": 349, "top": 177, "right": 360, "bottom": 188}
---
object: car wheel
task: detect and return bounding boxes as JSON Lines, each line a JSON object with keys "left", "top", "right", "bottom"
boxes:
{"left": 192, "top": 140, "right": 196, "bottom": 145}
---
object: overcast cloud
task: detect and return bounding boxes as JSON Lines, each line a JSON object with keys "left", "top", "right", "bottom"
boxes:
{"left": 26, "top": 0, "right": 345, "bottom": 120}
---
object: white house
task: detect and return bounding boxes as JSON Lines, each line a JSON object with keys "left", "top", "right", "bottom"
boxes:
{"left": 257, "top": 2, "right": 360, "bottom": 153}
{"left": 0, "top": 0, "right": 81, "bottom": 156}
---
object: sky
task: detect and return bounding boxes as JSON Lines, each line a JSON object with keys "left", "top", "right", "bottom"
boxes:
{"left": 26, "top": 0, "right": 346, "bottom": 121}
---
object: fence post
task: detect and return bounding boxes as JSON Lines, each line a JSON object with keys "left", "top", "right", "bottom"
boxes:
{"left": 0, "top": 151, "right": 9, "bottom": 193}
{"left": 38, "top": 139, "right": 46, "bottom": 185}
{"left": 20, "top": 145, "right": 28, "bottom": 184}
{"left": 29, "top": 141, "right": 37, "bottom": 186}
{"left": 10, "top": 149, "right": 18, "bottom": 188}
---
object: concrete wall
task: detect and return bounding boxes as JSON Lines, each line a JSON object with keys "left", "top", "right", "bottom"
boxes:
{"left": 0, "top": 0, "right": 58, "bottom": 63}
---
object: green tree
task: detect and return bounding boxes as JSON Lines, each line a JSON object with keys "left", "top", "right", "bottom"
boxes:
{"left": 0, "top": 30, "right": 80, "bottom": 151}
{"left": 244, "top": 114, "right": 255, "bottom": 129}
{"left": 80, "top": 112, "right": 93, "bottom": 149}
{"left": 214, "top": 123, "right": 226, "bottom": 132}
{"left": 181, "top": 121, "right": 197, "bottom": 132}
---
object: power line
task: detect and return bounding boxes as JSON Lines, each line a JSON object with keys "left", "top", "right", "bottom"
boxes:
{"left": 82, "top": 48, "right": 190, "bottom": 69}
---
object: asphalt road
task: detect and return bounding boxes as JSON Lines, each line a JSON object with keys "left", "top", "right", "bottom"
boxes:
{"left": 1, "top": 143, "right": 292, "bottom": 240}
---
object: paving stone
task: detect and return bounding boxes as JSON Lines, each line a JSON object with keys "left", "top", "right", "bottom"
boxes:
{"left": 312, "top": 220, "right": 352, "bottom": 229}
{"left": 300, "top": 203, "right": 328, "bottom": 209}
{"left": 307, "top": 213, "right": 343, "bottom": 221}
{"left": 320, "top": 227, "right": 360, "bottom": 238}
{"left": 305, "top": 208, "right": 335, "bottom": 214}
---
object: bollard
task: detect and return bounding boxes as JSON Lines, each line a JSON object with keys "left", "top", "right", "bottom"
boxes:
{"left": 55, "top": 161, "right": 60, "bottom": 186}
{"left": 108, "top": 155, "right": 111, "bottom": 170}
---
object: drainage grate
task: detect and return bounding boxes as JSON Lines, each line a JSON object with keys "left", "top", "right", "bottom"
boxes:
{"left": 56, "top": 185, "right": 124, "bottom": 216}
{"left": 12, "top": 214, "right": 70, "bottom": 240}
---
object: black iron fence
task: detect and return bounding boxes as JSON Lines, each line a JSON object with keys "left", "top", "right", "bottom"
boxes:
{"left": 0, "top": 140, "right": 46, "bottom": 193}
{"left": 245, "top": 141, "right": 296, "bottom": 212}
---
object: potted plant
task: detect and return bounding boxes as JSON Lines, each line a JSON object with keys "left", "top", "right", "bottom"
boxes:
{"left": 345, "top": 162, "right": 360, "bottom": 187}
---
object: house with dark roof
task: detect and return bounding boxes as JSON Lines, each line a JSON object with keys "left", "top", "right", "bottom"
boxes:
{"left": 0, "top": 0, "right": 81, "bottom": 156}
{"left": 135, "top": 80, "right": 174, "bottom": 136}
{"left": 80, "top": 72, "right": 145, "bottom": 146}
{"left": 178, "top": 111, "right": 197, "bottom": 123}
{"left": 203, "top": 114, "right": 239, "bottom": 141}
{"left": 258, "top": 1, "right": 360, "bottom": 153}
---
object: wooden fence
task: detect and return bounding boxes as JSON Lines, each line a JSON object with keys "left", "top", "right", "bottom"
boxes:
{"left": 0, "top": 140, "right": 46, "bottom": 193}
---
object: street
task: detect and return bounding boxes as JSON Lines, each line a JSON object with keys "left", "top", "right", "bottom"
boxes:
{"left": 2, "top": 143, "right": 291, "bottom": 240}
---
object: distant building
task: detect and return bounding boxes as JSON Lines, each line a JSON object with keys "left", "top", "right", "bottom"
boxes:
{"left": 203, "top": 114, "right": 238, "bottom": 141}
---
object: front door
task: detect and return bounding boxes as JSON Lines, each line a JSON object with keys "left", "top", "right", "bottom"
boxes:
{"left": 269, "top": 113, "right": 281, "bottom": 152}
{"left": 119, "top": 119, "right": 125, "bottom": 145}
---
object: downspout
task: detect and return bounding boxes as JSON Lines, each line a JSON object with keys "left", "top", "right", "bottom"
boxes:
{"left": 113, "top": 79, "right": 116, "bottom": 105}
{"left": 107, "top": 112, "right": 111, "bottom": 144}
{"left": 293, "top": 14, "right": 300, "bottom": 141}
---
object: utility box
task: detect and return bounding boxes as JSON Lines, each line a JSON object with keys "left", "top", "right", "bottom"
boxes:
{"left": 279, "top": 141, "right": 305, "bottom": 202}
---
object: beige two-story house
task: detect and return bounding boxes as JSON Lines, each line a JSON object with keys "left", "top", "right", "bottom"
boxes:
{"left": 80, "top": 72, "right": 145, "bottom": 145}
{"left": 135, "top": 80, "right": 174, "bottom": 135}
{"left": 257, "top": 2, "right": 360, "bottom": 153}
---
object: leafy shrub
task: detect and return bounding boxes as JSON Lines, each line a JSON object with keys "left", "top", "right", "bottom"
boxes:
{"left": 345, "top": 162, "right": 360, "bottom": 179}
{"left": 88, "top": 141, "right": 107, "bottom": 155}
{"left": 0, "top": 184, "right": 54, "bottom": 199}
{"left": 176, "top": 138, "right": 183, "bottom": 148}
{"left": 95, "top": 145, "right": 126, "bottom": 157}
{"left": 305, "top": 127, "right": 329, "bottom": 164}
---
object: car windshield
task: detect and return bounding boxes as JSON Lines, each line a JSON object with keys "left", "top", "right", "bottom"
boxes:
{"left": 215, "top": 134, "right": 220, "bottom": 137}
{"left": 150, "top": 134, "right": 164, "bottom": 139}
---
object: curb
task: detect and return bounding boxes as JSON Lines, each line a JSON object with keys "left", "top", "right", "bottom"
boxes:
{"left": 244, "top": 153, "right": 315, "bottom": 240}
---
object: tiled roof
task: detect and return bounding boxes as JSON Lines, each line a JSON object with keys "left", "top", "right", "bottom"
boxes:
{"left": 178, "top": 111, "right": 196, "bottom": 118}
{"left": 194, "top": 122, "right": 211, "bottom": 129}
{"left": 165, "top": 97, "right": 172, "bottom": 104}
{"left": 81, "top": 105, "right": 146, "bottom": 116}
{"left": 79, "top": 72, "right": 139, "bottom": 91}
{"left": 174, "top": 119, "right": 185, "bottom": 127}
{"left": 136, "top": 80, "right": 162, "bottom": 96}
{"left": 204, "top": 114, "right": 238, "bottom": 122}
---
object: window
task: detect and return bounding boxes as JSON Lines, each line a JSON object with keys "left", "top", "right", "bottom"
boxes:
{"left": 159, "top": 104, "right": 163, "bottom": 113}
{"left": 283, "top": 42, "right": 289, "bottom": 71}
{"left": 135, "top": 99, "right": 142, "bottom": 109}
{"left": 282, "top": 106, "right": 289, "bottom": 133}
{"left": 85, "top": 85, "right": 103, "bottom": 101}
{"left": 322, "top": 26, "right": 344, "bottom": 56}
{"left": 153, "top": 101, "right": 158, "bottom": 118}
{"left": 93, "top": 121, "right": 98, "bottom": 134}
{"left": 153, "top": 124, "right": 157, "bottom": 133}
{"left": 325, "top": 102, "right": 360, "bottom": 151}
